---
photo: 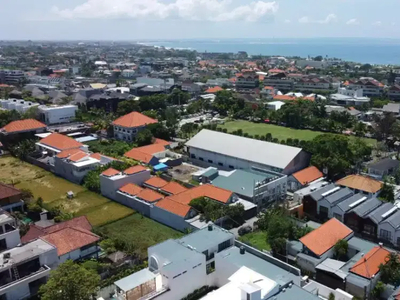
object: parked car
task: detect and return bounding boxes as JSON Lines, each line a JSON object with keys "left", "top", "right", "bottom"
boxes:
{"left": 238, "top": 225, "right": 252, "bottom": 236}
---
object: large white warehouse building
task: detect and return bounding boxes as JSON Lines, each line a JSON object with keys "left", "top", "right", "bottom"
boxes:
{"left": 186, "top": 129, "right": 311, "bottom": 175}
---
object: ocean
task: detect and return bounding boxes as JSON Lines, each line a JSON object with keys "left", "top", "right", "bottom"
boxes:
{"left": 141, "top": 38, "right": 400, "bottom": 65}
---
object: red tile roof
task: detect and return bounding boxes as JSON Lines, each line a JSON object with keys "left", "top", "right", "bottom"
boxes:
{"left": 68, "top": 151, "right": 88, "bottom": 162}
{"left": 21, "top": 216, "right": 92, "bottom": 243}
{"left": 41, "top": 227, "right": 99, "bottom": 256}
{"left": 119, "top": 183, "right": 143, "bottom": 196}
{"left": 124, "top": 165, "right": 148, "bottom": 175}
{"left": 0, "top": 182, "right": 21, "bottom": 200}
{"left": 205, "top": 86, "right": 223, "bottom": 93}
{"left": 112, "top": 111, "right": 157, "bottom": 128}
{"left": 161, "top": 182, "right": 188, "bottom": 195}
{"left": 156, "top": 198, "right": 192, "bottom": 217}
{"left": 56, "top": 148, "right": 84, "bottom": 159}
{"left": 273, "top": 95, "right": 297, "bottom": 101}
{"left": 292, "top": 166, "right": 324, "bottom": 186}
{"left": 153, "top": 138, "right": 170, "bottom": 146}
{"left": 124, "top": 144, "right": 167, "bottom": 163}
{"left": 89, "top": 153, "right": 116, "bottom": 161}
{"left": 2, "top": 119, "right": 46, "bottom": 133}
{"left": 101, "top": 168, "right": 120, "bottom": 177}
{"left": 167, "top": 184, "right": 232, "bottom": 205}
{"left": 350, "top": 246, "right": 391, "bottom": 279}
{"left": 264, "top": 86, "right": 274, "bottom": 90}
{"left": 40, "top": 133, "right": 83, "bottom": 151}
{"left": 300, "top": 218, "right": 353, "bottom": 256}
{"left": 136, "top": 189, "right": 164, "bottom": 203}
{"left": 144, "top": 177, "right": 168, "bottom": 188}
{"left": 336, "top": 175, "right": 383, "bottom": 194}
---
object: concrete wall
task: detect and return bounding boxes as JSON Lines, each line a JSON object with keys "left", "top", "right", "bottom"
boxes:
{"left": 115, "top": 192, "right": 151, "bottom": 217}
{"left": 188, "top": 147, "right": 284, "bottom": 173}
{"left": 54, "top": 157, "right": 99, "bottom": 184}
{"left": 377, "top": 221, "right": 396, "bottom": 244}
{"left": 150, "top": 206, "right": 193, "bottom": 232}
{"left": 100, "top": 170, "right": 151, "bottom": 200}
{"left": 39, "top": 106, "right": 78, "bottom": 125}
{"left": 1, "top": 229, "right": 21, "bottom": 249}
{"left": 283, "top": 151, "right": 311, "bottom": 176}
{"left": 59, "top": 244, "right": 99, "bottom": 263}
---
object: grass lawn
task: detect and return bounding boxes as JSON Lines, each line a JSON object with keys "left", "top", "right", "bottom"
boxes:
{"left": 98, "top": 213, "right": 183, "bottom": 258}
{"left": 239, "top": 231, "right": 270, "bottom": 251}
{"left": 219, "top": 120, "right": 377, "bottom": 146}
{"left": 0, "top": 156, "right": 133, "bottom": 226}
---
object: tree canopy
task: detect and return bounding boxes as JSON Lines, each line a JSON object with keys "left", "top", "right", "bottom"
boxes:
{"left": 136, "top": 129, "right": 154, "bottom": 146}
{"left": 39, "top": 260, "right": 100, "bottom": 300}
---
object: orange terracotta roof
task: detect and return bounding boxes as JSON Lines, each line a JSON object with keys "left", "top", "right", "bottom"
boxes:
{"left": 124, "top": 144, "right": 167, "bottom": 163}
{"left": 21, "top": 225, "right": 46, "bottom": 244}
{"left": 40, "top": 133, "right": 83, "bottom": 151}
{"left": 2, "top": 119, "right": 46, "bottom": 133}
{"left": 235, "top": 73, "right": 243, "bottom": 77}
{"left": 269, "top": 68, "right": 285, "bottom": 73}
{"left": 273, "top": 95, "right": 296, "bottom": 101}
{"left": 264, "top": 86, "right": 274, "bottom": 90}
{"left": 167, "top": 184, "right": 232, "bottom": 205}
{"left": 300, "top": 218, "right": 353, "bottom": 256}
{"left": 119, "top": 183, "right": 143, "bottom": 196}
{"left": 292, "top": 166, "right": 323, "bottom": 186}
{"left": 153, "top": 138, "right": 170, "bottom": 146}
{"left": 89, "top": 153, "right": 115, "bottom": 161}
{"left": 350, "top": 246, "right": 391, "bottom": 278}
{"left": 161, "top": 182, "right": 188, "bottom": 195}
{"left": 228, "top": 77, "right": 237, "bottom": 83}
{"left": 56, "top": 148, "right": 84, "bottom": 159}
{"left": 41, "top": 227, "right": 99, "bottom": 256}
{"left": 205, "top": 86, "right": 223, "bottom": 93}
{"left": 144, "top": 177, "right": 168, "bottom": 188}
{"left": 112, "top": 111, "right": 157, "bottom": 128}
{"left": 136, "top": 189, "right": 164, "bottom": 203}
{"left": 68, "top": 151, "right": 89, "bottom": 162}
{"left": 156, "top": 198, "right": 192, "bottom": 217}
{"left": 336, "top": 175, "right": 382, "bottom": 194}
{"left": 101, "top": 168, "right": 120, "bottom": 177}
{"left": 124, "top": 165, "right": 148, "bottom": 175}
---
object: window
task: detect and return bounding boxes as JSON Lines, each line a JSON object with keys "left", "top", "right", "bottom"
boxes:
{"left": 208, "top": 159, "right": 213, "bottom": 164}
{"left": 363, "top": 224, "right": 376, "bottom": 236}
{"left": 191, "top": 154, "right": 196, "bottom": 159}
{"left": 218, "top": 239, "right": 231, "bottom": 252}
{"left": 199, "top": 157, "right": 204, "bottom": 161}
{"left": 397, "top": 237, "right": 400, "bottom": 246}
{"left": 218, "top": 162, "right": 223, "bottom": 167}
{"left": 229, "top": 165, "right": 234, "bottom": 169}
{"left": 380, "top": 229, "right": 392, "bottom": 241}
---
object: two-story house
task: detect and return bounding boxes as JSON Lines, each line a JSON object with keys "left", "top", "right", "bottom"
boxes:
{"left": 112, "top": 111, "right": 158, "bottom": 141}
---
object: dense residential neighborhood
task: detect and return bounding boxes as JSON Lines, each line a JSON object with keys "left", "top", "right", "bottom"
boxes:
{"left": 3, "top": 40, "right": 400, "bottom": 300}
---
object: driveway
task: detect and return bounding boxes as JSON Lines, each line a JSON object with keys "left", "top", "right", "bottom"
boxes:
{"left": 229, "top": 216, "right": 259, "bottom": 237}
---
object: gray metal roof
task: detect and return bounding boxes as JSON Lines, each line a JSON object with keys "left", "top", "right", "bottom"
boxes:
{"left": 186, "top": 129, "right": 303, "bottom": 170}
{"left": 315, "top": 258, "right": 347, "bottom": 279}
{"left": 266, "top": 285, "right": 320, "bottom": 300}
{"left": 368, "top": 158, "right": 400, "bottom": 172}
{"left": 336, "top": 194, "right": 368, "bottom": 213}
{"left": 366, "top": 202, "right": 395, "bottom": 224}
{"left": 211, "top": 169, "right": 282, "bottom": 198}
{"left": 347, "top": 236, "right": 376, "bottom": 253}
{"left": 178, "top": 224, "right": 234, "bottom": 253}
{"left": 351, "top": 197, "right": 382, "bottom": 217}
{"left": 114, "top": 268, "right": 156, "bottom": 292}
{"left": 218, "top": 246, "right": 298, "bottom": 286}
{"left": 148, "top": 239, "right": 203, "bottom": 264}
{"left": 324, "top": 187, "right": 353, "bottom": 205}
{"left": 309, "top": 183, "right": 337, "bottom": 201}
{"left": 381, "top": 210, "right": 400, "bottom": 229}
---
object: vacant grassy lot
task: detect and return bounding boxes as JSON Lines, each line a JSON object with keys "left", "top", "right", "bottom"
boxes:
{"left": 98, "top": 213, "right": 183, "bottom": 258}
{"left": 219, "top": 120, "right": 376, "bottom": 146}
{"left": 0, "top": 156, "right": 133, "bottom": 226}
{"left": 239, "top": 231, "right": 270, "bottom": 251}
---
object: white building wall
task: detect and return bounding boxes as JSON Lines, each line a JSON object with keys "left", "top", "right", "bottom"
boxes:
{"left": 58, "top": 244, "right": 98, "bottom": 263}
{"left": 1, "top": 229, "right": 21, "bottom": 250}
{"left": 38, "top": 105, "right": 78, "bottom": 125}
{"left": 150, "top": 206, "right": 193, "bottom": 232}
{"left": 100, "top": 170, "right": 151, "bottom": 200}
{"left": 113, "top": 125, "right": 147, "bottom": 141}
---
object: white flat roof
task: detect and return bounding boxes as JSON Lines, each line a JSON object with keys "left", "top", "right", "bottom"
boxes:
{"left": 72, "top": 157, "right": 99, "bottom": 167}
{"left": 35, "top": 132, "right": 52, "bottom": 138}
{"left": 186, "top": 129, "right": 303, "bottom": 169}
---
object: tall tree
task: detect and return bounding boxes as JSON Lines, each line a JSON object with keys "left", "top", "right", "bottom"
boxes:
{"left": 136, "top": 129, "right": 154, "bottom": 146}
{"left": 334, "top": 239, "right": 348, "bottom": 261}
{"left": 39, "top": 260, "right": 100, "bottom": 300}
{"left": 379, "top": 252, "right": 400, "bottom": 286}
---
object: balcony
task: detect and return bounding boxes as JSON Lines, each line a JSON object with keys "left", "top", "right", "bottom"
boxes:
{"left": 0, "top": 265, "right": 50, "bottom": 293}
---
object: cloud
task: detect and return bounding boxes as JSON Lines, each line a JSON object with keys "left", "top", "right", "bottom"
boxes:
{"left": 50, "top": 0, "right": 279, "bottom": 22}
{"left": 298, "top": 14, "right": 337, "bottom": 24}
{"left": 346, "top": 18, "right": 359, "bottom": 25}
{"left": 284, "top": 19, "right": 291, "bottom": 23}
{"left": 372, "top": 21, "right": 382, "bottom": 26}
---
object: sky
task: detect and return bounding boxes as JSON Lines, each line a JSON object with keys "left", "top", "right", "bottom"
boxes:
{"left": 1, "top": 0, "right": 400, "bottom": 40}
